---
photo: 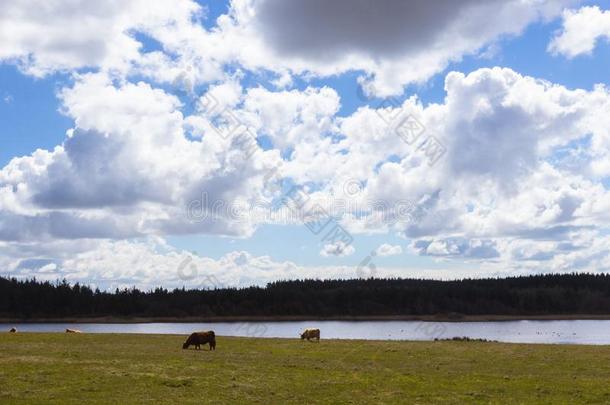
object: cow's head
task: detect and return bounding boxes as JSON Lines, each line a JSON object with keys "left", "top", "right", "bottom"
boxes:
{"left": 182, "top": 342, "right": 189, "bottom": 349}
{"left": 300, "top": 332, "right": 306, "bottom": 340}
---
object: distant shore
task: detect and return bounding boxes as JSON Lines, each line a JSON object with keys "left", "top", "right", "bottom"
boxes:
{"left": 2, "top": 314, "right": 610, "bottom": 323}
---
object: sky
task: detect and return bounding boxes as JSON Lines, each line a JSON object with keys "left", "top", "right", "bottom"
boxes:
{"left": 1, "top": 0, "right": 610, "bottom": 290}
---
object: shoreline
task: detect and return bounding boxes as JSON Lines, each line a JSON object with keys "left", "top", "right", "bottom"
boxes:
{"left": 2, "top": 314, "right": 610, "bottom": 323}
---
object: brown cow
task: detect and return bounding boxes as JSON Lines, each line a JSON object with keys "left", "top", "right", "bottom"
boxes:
{"left": 9, "top": 327, "right": 17, "bottom": 333}
{"left": 183, "top": 331, "right": 216, "bottom": 350}
{"left": 300, "top": 328, "right": 320, "bottom": 342}
{"left": 65, "top": 328, "right": 82, "bottom": 333}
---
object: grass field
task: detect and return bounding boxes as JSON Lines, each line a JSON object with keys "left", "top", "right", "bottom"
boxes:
{"left": 1, "top": 333, "right": 610, "bottom": 404}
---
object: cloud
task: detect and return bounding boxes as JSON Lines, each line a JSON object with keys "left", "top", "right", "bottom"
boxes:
{"left": 2, "top": 65, "right": 609, "bottom": 271}
{"left": 327, "top": 66, "right": 610, "bottom": 272}
{"left": 2, "top": 0, "right": 610, "bottom": 284}
{"left": 0, "top": 0, "right": 197, "bottom": 75}
{"left": 241, "top": 85, "right": 340, "bottom": 152}
{"left": 320, "top": 241, "right": 355, "bottom": 257}
{"left": 222, "top": 0, "right": 575, "bottom": 95}
{"left": 0, "top": 0, "right": 586, "bottom": 104}
{"left": 548, "top": 6, "right": 610, "bottom": 58}
{"left": 376, "top": 244, "right": 403, "bottom": 257}
{"left": 2, "top": 238, "right": 303, "bottom": 289}
{"left": 362, "top": 68, "right": 607, "bottom": 232}
{"left": 0, "top": 0, "right": 578, "bottom": 97}
{"left": 413, "top": 238, "right": 500, "bottom": 259}
{"left": 0, "top": 0, "right": 230, "bottom": 90}
{"left": 0, "top": 72, "right": 281, "bottom": 241}
{"left": 3, "top": 235, "right": 609, "bottom": 291}
{"left": 0, "top": 238, "right": 361, "bottom": 289}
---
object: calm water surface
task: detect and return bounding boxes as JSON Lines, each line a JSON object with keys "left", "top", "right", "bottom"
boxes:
{"left": 3, "top": 320, "right": 610, "bottom": 345}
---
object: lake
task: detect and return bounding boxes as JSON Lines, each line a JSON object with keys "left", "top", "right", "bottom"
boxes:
{"left": 3, "top": 320, "right": 610, "bottom": 345}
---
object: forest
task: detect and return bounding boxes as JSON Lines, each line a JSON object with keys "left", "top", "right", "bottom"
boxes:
{"left": 1, "top": 273, "right": 610, "bottom": 319}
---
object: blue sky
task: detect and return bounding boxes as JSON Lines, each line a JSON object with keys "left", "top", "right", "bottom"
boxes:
{"left": 1, "top": 0, "right": 610, "bottom": 289}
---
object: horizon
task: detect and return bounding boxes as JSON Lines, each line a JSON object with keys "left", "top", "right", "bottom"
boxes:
{"left": 2, "top": 271, "right": 608, "bottom": 293}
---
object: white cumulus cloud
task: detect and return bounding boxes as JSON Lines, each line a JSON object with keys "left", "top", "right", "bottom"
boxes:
{"left": 320, "top": 241, "right": 355, "bottom": 257}
{"left": 376, "top": 244, "right": 403, "bottom": 257}
{"left": 549, "top": 6, "right": 610, "bottom": 58}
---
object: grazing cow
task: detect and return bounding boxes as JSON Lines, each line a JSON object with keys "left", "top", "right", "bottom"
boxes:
{"left": 183, "top": 331, "right": 216, "bottom": 350}
{"left": 300, "top": 328, "right": 320, "bottom": 342}
{"left": 65, "top": 328, "right": 82, "bottom": 333}
{"left": 9, "top": 327, "right": 17, "bottom": 333}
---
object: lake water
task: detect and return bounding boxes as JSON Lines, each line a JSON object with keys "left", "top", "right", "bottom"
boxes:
{"left": 3, "top": 320, "right": 610, "bottom": 345}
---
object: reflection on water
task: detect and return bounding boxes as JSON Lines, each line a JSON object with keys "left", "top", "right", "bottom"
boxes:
{"left": 2, "top": 320, "right": 610, "bottom": 345}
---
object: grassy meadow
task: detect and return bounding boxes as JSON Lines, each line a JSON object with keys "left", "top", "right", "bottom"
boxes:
{"left": 1, "top": 332, "right": 610, "bottom": 404}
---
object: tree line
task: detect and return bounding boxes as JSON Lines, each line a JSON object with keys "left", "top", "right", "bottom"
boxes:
{"left": 1, "top": 273, "right": 610, "bottom": 319}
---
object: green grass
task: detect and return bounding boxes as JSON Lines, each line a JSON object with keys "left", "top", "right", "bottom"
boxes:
{"left": 1, "top": 333, "right": 610, "bottom": 404}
